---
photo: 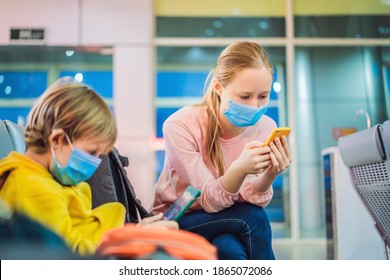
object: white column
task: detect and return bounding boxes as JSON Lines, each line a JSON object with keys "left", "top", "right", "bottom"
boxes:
{"left": 113, "top": 45, "right": 155, "bottom": 210}
{"left": 106, "top": 0, "right": 155, "bottom": 210}
{"left": 295, "top": 49, "right": 323, "bottom": 237}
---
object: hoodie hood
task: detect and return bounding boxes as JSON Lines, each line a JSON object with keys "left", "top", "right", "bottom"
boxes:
{"left": 0, "top": 152, "right": 50, "bottom": 190}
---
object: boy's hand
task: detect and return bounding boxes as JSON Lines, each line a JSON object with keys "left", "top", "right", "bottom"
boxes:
{"left": 137, "top": 213, "right": 179, "bottom": 230}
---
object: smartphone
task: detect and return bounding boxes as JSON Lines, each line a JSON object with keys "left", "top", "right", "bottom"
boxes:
{"left": 162, "top": 186, "right": 201, "bottom": 221}
{"left": 263, "top": 127, "right": 291, "bottom": 146}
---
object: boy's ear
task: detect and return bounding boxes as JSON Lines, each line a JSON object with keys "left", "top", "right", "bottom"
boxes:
{"left": 48, "top": 129, "right": 66, "bottom": 148}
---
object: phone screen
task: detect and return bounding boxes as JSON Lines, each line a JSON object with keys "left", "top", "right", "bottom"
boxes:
{"left": 162, "top": 186, "right": 201, "bottom": 221}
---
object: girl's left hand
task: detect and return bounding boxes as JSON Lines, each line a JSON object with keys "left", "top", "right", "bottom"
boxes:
{"left": 263, "top": 136, "right": 292, "bottom": 178}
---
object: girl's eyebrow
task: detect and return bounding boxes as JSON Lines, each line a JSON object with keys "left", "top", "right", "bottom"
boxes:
{"left": 239, "top": 91, "right": 269, "bottom": 95}
{"left": 238, "top": 91, "right": 255, "bottom": 95}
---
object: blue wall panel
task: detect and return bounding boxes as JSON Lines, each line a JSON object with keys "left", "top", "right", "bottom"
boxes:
{"left": 0, "top": 71, "right": 47, "bottom": 98}
{"left": 60, "top": 71, "right": 113, "bottom": 98}
{"left": 157, "top": 71, "right": 207, "bottom": 97}
{"left": 0, "top": 107, "right": 30, "bottom": 124}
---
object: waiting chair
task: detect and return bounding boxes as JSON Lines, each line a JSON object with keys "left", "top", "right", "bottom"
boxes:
{"left": 0, "top": 119, "right": 26, "bottom": 159}
{"left": 338, "top": 124, "right": 390, "bottom": 260}
{"left": 382, "top": 120, "right": 390, "bottom": 153}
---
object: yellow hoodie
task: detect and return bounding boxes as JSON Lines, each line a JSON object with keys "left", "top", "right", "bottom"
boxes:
{"left": 0, "top": 152, "right": 125, "bottom": 256}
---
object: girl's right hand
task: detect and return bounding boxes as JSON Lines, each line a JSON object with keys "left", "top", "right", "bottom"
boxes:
{"left": 234, "top": 140, "right": 272, "bottom": 175}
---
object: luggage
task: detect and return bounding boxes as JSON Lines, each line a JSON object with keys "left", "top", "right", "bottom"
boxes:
{"left": 96, "top": 223, "right": 217, "bottom": 260}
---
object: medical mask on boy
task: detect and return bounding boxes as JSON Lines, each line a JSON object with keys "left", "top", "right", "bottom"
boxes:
{"left": 50, "top": 134, "right": 102, "bottom": 186}
{"left": 222, "top": 91, "right": 269, "bottom": 127}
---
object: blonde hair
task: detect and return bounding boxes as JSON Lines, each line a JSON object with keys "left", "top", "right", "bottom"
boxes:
{"left": 197, "top": 41, "right": 274, "bottom": 176}
{"left": 25, "top": 80, "right": 117, "bottom": 154}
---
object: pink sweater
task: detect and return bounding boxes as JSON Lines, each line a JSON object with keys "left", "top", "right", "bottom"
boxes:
{"left": 153, "top": 105, "right": 276, "bottom": 214}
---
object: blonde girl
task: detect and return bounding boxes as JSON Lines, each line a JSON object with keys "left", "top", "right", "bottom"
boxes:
{"left": 154, "top": 41, "right": 291, "bottom": 259}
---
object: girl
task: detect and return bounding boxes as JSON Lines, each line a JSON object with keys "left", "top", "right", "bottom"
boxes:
{"left": 153, "top": 41, "right": 292, "bottom": 259}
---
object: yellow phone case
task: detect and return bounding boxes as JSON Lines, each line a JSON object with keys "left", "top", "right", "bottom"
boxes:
{"left": 263, "top": 127, "right": 291, "bottom": 146}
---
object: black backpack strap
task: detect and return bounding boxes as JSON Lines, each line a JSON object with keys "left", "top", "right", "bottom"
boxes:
{"left": 108, "top": 148, "right": 151, "bottom": 222}
{"left": 87, "top": 154, "right": 118, "bottom": 209}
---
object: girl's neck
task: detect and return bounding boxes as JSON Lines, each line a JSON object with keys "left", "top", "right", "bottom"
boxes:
{"left": 219, "top": 114, "right": 246, "bottom": 140}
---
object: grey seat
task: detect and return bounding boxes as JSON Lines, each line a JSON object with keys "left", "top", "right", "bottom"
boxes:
{"left": 0, "top": 120, "right": 26, "bottom": 159}
{"left": 338, "top": 124, "right": 390, "bottom": 259}
{"left": 382, "top": 120, "right": 390, "bottom": 155}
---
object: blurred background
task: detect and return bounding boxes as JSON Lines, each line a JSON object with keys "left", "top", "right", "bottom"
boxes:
{"left": 1, "top": 0, "right": 390, "bottom": 259}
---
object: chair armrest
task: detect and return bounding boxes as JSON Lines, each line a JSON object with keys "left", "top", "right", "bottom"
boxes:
{"left": 338, "top": 124, "right": 385, "bottom": 167}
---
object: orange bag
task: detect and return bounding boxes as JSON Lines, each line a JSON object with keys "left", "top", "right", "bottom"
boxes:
{"left": 95, "top": 224, "right": 217, "bottom": 260}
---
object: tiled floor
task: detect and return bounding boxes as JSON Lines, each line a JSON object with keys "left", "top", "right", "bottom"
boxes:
{"left": 271, "top": 222, "right": 328, "bottom": 260}
{"left": 272, "top": 238, "right": 389, "bottom": 260}
{"left": 273, "top": 239, "right": 327, "bottom": 260}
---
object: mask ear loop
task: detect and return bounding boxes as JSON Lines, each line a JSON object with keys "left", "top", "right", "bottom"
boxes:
{"left": 50, "top": 133, "right": 73, "bottom": 168}
{"left": 64, "top": 134, "right": 74, "bottom": 150}
{"left": 219, "top": 88, "right": 231, "bottom": 113}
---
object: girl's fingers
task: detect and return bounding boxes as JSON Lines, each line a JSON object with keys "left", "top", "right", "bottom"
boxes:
{"left": 269, "top": 152, "right": 279, "bottom": 169}
{"left": 254, "top": 160, "right": 272, "bottom": 171}
{"left": 271, "top": 138, "right": 291, "bottom": 168}
{"left": 270, "top": 142, "right": 285, "bottom": 170}
{"left": 281, "top": 136, "right": 292, "bottom": 163}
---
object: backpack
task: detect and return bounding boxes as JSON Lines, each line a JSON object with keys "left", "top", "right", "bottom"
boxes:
{"left": 95, "top": 223, "right": 217, "bottom": 260}
{"left": 86, "top": 147, "right": 151, "bottom": 223}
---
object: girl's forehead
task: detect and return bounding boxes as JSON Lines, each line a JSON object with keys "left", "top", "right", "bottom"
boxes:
{"left": 227, "top": 68, "right": 272, "bottom": 89}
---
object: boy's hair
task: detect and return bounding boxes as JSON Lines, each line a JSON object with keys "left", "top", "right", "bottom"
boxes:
{"left": 25, "top": 80, "right": 117, "bottom": 154}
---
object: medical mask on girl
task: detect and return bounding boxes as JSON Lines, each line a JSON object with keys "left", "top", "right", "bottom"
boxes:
{"left": 222, "top": 91, "right": 269, "bottom": 127}
{"left": 50, "top": 134, "right": 102, "bottom": 186}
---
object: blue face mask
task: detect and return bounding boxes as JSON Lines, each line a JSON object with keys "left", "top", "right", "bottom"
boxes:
{"left": 223, "top": 94, "right": 269, "bottom": 127}
{"left": 50, "top": 135, "right": 102, "bottom": 186}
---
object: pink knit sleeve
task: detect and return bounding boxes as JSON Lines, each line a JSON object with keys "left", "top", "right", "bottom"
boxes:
{"left": 238, "top": 176, "right": 273, "bottom": 207}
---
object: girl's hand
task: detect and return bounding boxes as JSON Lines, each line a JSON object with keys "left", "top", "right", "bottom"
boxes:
{"left": 234, "top": 140, "right": 272, "bottom": 175}
{"left": 137, "top": 213, "right": 179, "bottom": 230}
{"left": 263, "top": 136, "right": 292, "bottom": 178}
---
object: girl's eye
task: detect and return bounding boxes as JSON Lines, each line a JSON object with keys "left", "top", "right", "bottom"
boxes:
{"left": 241, "top": 96, "right": 250, "bottom": 100}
